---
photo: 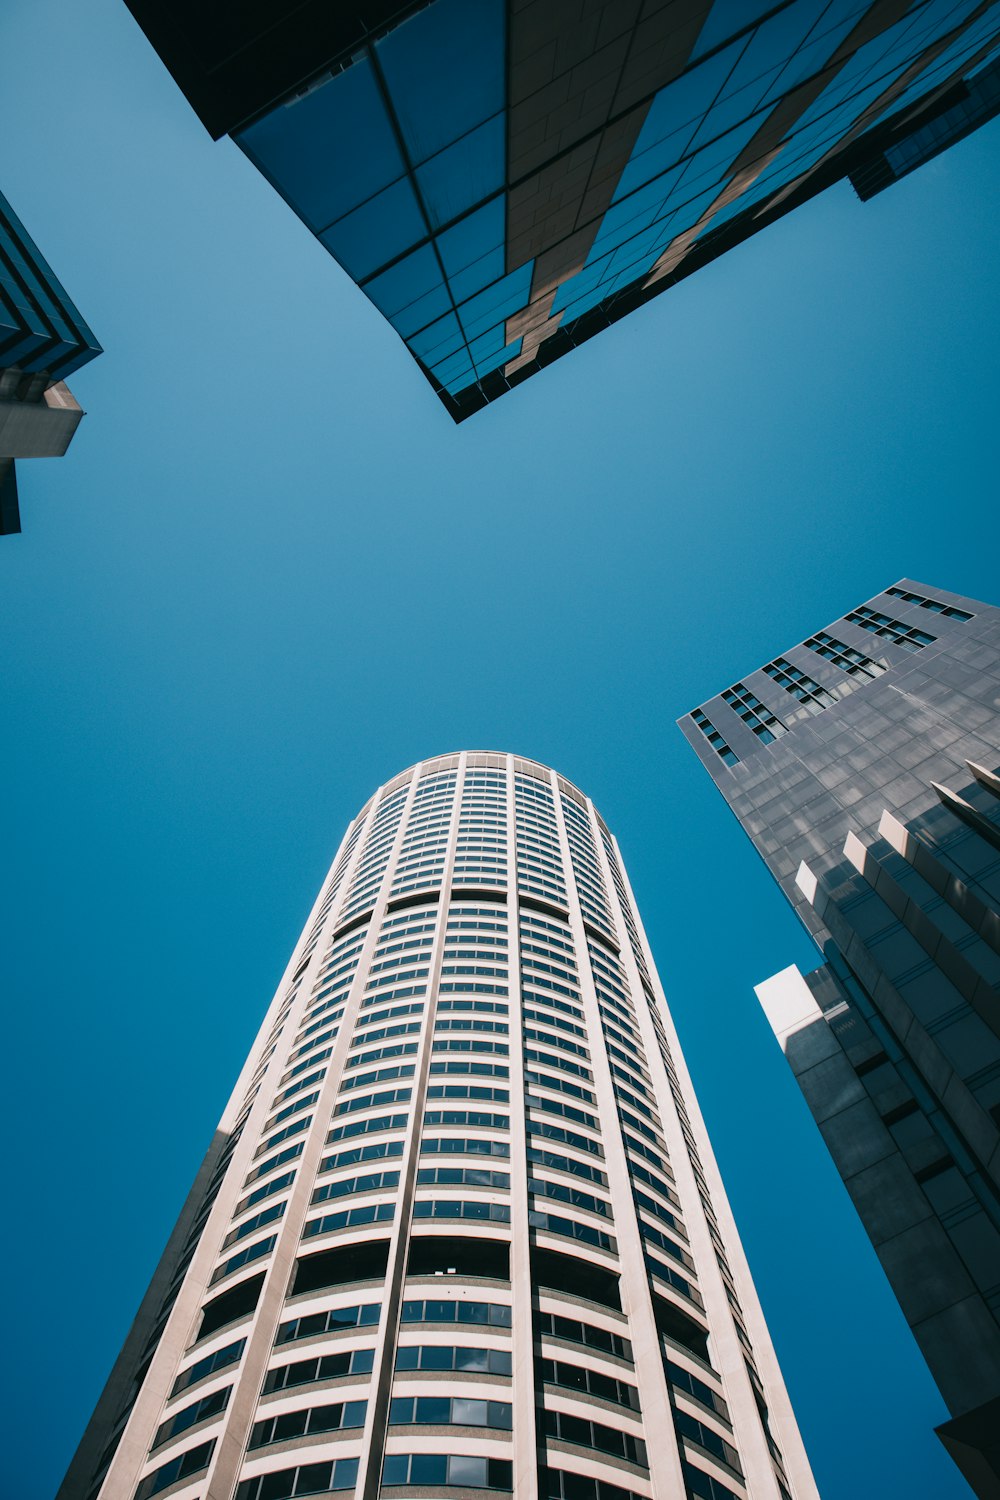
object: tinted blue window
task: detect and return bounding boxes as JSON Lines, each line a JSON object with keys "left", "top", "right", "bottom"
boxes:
{"left": 376, "top": 0, "right": 506, "bottom": 164}
{"left": 406, "top": 311, "right": 465, "bottom": 364}
{"left": 320, "top": 177, "right": 427, "bottom": 279}
{"left": 416, "top": 115, "right": 506, "bottom": 228}
{"left": 429, "top": 349, "right": 475, "bottom": 390}
{"left": 758, "top": 5, "right": 868, "bottom": 109}
{"left": 238, "top": 59, "right": 403, "bottom": 231}
{"left": 410, "top": 1453, "right": 447, "bottom": 1483}
{"left": 473, "top": 339, "right": 522, "bottom": 380}
{"left": 614, "top": 42, "right": 742, "bottom": 202}
{"left": 675, "top": 112, "right": 771, "bottom": 197}
{"left": 364, "top": 244, "right": 443, "bottom": 317}
{"left": 456, "top": 263, "right": 533, "bottom": 342}
{"left": 691, "top": 1, "right": 775, "bottom": 61}
{"left": 436, "top": 198, "right": 504, "bottom": 276}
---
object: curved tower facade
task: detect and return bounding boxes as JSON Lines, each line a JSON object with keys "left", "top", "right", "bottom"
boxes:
{"left": 62, "top": 752, "right": 818, "bottom": 1500}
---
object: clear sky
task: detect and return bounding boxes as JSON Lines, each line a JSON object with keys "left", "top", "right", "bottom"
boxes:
{"left": 3, "top": 4, "right": 998, "bottom": 1498}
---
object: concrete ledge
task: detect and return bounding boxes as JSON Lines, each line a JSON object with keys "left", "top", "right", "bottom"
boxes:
{"left": 0, "top": 380, "right": 83, "bottom": 458}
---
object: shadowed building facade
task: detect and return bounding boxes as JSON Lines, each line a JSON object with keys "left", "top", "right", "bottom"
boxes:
{"left": 121, "top": 0, "right": 1000, "bottom": 421}
{"left": 0, "top": 188, "right": 101, "bottom": 534}
{"left": 59, "top": 752, "right": 818, "bottom": 1500}
{"left": 681, "top": 581, "right": 1000, "bottom": 1499}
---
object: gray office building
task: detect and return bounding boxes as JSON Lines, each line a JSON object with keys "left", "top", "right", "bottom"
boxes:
{"left": 681, "top": 580, "right": 1000, "bottom": 1500}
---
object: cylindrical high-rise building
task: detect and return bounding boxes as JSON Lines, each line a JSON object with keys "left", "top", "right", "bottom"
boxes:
{"left": 61, "top": 753, "right": 819, "bottom": 1500}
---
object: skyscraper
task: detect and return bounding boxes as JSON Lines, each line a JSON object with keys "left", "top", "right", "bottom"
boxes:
{"left": 681, "top": 581, "right": 1000, "bottom": 1498}
{"left": 0, "top": 186, "right": 101, "bottom": 534}
{"left": 60, "top": 751, "right": 817, "bottom": 1500}
{"left": 121, "top": 0, "right": 1000, "bottom": 420}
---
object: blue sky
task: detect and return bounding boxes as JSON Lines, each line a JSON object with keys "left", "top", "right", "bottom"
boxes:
{"left": 3, "top": 3, "right": 999, "bottom": 1497}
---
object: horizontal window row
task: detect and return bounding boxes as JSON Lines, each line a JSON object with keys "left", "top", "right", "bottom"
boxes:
{"left": 250, "top": 1400, "right": 367, "bottom": 1449}
{"left": 245, "top": 1143, "right": 304, "bottom": 1187}
{"left": 524, "top": 1026, "right": 588, "bottom": 1058}
{"left": 304, "top": 1203, "right": 395, "bottom": 1238}
{"left": 328, "top": 1111, "right": 408, "bottom": 1145}
{"left": 439, "top": 981, "right": 509, "bottom": 995}
{"left": 435, "top": 1017, "right": 508, "bottom": 1034}
{"left": 389, "top": 1394, "right": 512, "bottom": 1429}
{"left": 425, "top": 1108, "right": 509, "bottom": 1129}
{"left": 209, "top": 1235, "right": 275, "bottom": 1285}
{"left": 845, "top": 606, "right": 935, "bottom": 650}
{"left": 272, "top": 1069, "right": 325, "bottom": 1107}
{"left": 276, "top": 1304, "right": 380, "bottom": 1344}
{"left": 422, "top": 1135, "right": 509, "bottom": 1158}
{"left": 527, "top": 1119, "right": 603, "bottom": 1158}
{"left": 535, "top": 1312, "right": 632, "bottom": 1364}
{"left": 289, "top": 1030, "right": 338, "bottom": 1065}
{"left": 401, "top": 1298, "right": 511, "bottom": 1328}
{"left": 523, "top": 991, "right": 584, "bottom": 1023}
{"left": 633, "top": 1189, "right": 682, "bottom": 1236}
{"left": 439, "top": 998, "right": 508, "bottom": 1014}
{"left": 334, "top": 1086, "right": 412, "bottom": 1116}
{"left": 360, "top": 1001, "right": 424, "bottom": 1026}
{"left": 541, "top": 1409, "right": 646, "bottom": 1467}
{"left": 665, "top": 1361, "right": 728, "bottom": 1419}
{"left": 529, "top": 1210, "right": 614, "bottom": 1252}
{"left": 417, "top": 1165, "right": 509, "bottom": 1189}
{"left": 531, "top": 1178, "right": 609, "bottom": 1218}
{"left": 528, "top": 1096, "right": 598, "bottom": 1130}
{"left": 639, "top": 1219, "right": 695, "bottom": 1272}
{"left": 414, "top": 1199, "right": 510, "bottom": 1223}
{"left": 675, "top": 1409, "right": 743, "bottom": 1477}
{"left": 537, "top": 1357, "right": 639, "bottom": 1411}
{"left": 320, "top": 1140, "right": 404, "bottom": 1174}
{"left": 312, "top": 1170, "right": 399, "bottom": 1204}
{"left": 340, "top": 1063, "right": 415, "bottom": 1091}
{"left": 282, "top": 1046, "right": 333, "bottom": 1084}
{"left": 432, "top": 1037, "right": 509, "bottom": 1055}
{"left": 645, "top": 1253, "right": 702, "bottom": 1309}
{"left": 541, "top": 1465, "right": 643, "bottom": 1500}
{"left": 430, "top": 1060, "right": 509, "bottom": 1079}
{"left": 427, "top": 1083, "right": 508, "bottom": 1102}
{"left": 264, "top": 1347, "right": 375, "bottom": 1391}
{"left": 527, "top": 1146, "right": 607, "bottom": 1186}
{"left": 152, "top": 1385, "right": 230, "bottom": 1450}
{"left": 682, "top": 1459, "right": 743, "bottom": 1500}
{"left": 135, "top": 1440, "right": 214, "bottom": 1500}
{"left": 525, "top": 1048, "right": 591, "bottom": 1081}
{"left": 382, "top": 1454, "right": 512, "bottom": 1490}
{"left": 359, "top": 984, "right": 427, "bottom": 1006}
{"left": 223, "top": 1202, "right": 285, "bottom": 1249}
{"left": 346, "top": 1041, "right": 417, "bottom": 1068}
{"left": 396, "top": 1343, "right": 512, "bottom": 1374}
{"left": 886, "top": 585, "right": 972, "bottom": 619}
{"left": 266, "top": 1091, "right": 320, "bottom": 1132}
{"left": 235, "top": 1456, "right": 359, "bottom": 1499}
{"left": 170, "top": 1339, "right": 245, "bottom": 1397}
{"left": 351, "top": 1020, "right": 421, "bottom": 1048}
{"left": 523, "top": 1006, "right": 585, "bottom": 1039}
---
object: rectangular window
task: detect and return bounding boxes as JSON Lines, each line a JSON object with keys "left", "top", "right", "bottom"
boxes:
{"left": 689, "top": 707, "right": 739, "bottom": 766}
{"left": 886, "top": 585, "right": 973, "bottom": 620}
{"left": 804, "top": 632, "right": 886, "bottom": 679}
{"left": 844, "top": 606, "right": 936, "bottom": 652}
{"left": 761, "top": 657, "right": 836, "bottom": 713}
{"left": 721, "top": 683, "right": 786, "bottom": 745}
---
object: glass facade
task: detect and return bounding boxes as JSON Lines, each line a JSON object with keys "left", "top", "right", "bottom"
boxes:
{"left": 681, "top": 580, "right": 1000, "bottom": 1499}
{"left": 0, "top": 188, "right": 101, "bottom": 382}
{"left": 216, "top": 0, "right": 1000, "bottom": 418}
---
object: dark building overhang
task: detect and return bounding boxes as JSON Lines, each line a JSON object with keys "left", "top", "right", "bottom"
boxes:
{"left": 121, "top": 0, "right": 428, "bottom": 138}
